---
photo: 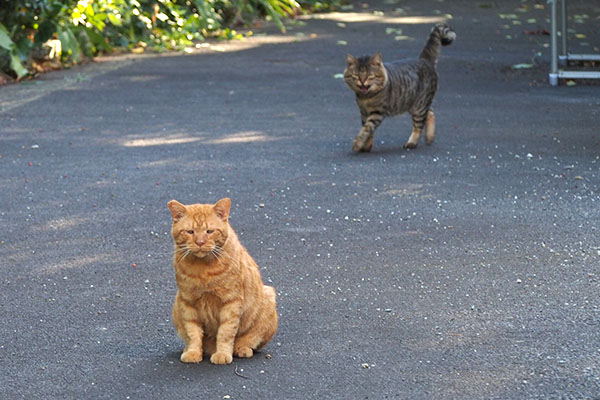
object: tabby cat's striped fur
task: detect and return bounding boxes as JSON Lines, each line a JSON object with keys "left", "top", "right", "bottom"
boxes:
{"left": 344, "top": 24, "right": 455, "bottom": 152}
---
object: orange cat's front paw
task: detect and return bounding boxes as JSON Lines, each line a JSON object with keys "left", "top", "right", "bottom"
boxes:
{"left": 210, "top": 352, "right": 233, "bottom": 365}
{"left": 180, "top": 349, "right": 203, "bottom": 363}
{"left": 234, "top": 346, "right": 253, "bottom": 358}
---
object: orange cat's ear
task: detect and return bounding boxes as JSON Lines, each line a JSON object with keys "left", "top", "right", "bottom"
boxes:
{"left": 168, "top": 200, "right": 187, "bottom": 222}
{"left": 214, "top": 198, "right": 231, "bottom": 222}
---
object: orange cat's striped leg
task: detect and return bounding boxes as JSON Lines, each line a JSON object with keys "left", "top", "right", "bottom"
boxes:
{"left": 173, "top": 295, "right": 204, "bottom": 363}
{"left": 234, "top": 285, "right": 278, "bottom": 358}
{"left": 210, "top": 301, "right": 243, "bottom": 365}
{"left": 233, "top": 319, "right": 277, "bottom": 358}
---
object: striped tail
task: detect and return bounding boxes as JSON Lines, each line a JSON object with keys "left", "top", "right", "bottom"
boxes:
{"left": 419, "top": 23, "right": 456, "bottom": 64}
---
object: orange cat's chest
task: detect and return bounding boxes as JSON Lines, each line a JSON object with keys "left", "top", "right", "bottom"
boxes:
{"left": 175, "top": 268, "right": 242, "bottom": 336}
{"left": 191, "top": 292, "right": 222, "bottom": 336}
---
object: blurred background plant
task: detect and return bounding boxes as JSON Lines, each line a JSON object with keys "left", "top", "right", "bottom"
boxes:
{"left": 0, "top": 0, "right": 342, "bottom": 81}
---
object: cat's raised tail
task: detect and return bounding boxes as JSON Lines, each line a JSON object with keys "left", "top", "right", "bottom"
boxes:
{"left": 419, "top": 23, "right": 456, "bottom": 65}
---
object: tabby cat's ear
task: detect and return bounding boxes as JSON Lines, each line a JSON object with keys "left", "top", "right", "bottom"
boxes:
{"left": 346, "top": 53, "right": 357, "bottom": 65}
{"left": 370, "top": 52, "right": 383, "bottom": 65}
{"left": 214, "top": 198, "right": 231, "bottom": 222}
{"left": 168, "top": 200, "right": 187, "bottom": 222}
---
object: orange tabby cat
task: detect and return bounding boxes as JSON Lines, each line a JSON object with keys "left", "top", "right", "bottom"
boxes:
{"left": 168, "top": 198, "right": 278, "bottom": 364}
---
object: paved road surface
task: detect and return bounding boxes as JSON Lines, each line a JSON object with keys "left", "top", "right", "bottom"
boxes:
{"left": 1, "top": 1, "right": 599, "bottom": 399}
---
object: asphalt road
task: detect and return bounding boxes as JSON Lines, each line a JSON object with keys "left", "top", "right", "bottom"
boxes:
{"left": 1, "top": 1, "right": 599, "bottom": 399}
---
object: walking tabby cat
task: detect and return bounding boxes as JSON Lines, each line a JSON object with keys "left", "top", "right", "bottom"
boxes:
{"left": 344, "top": 23, "right": 456, "bottom": 152}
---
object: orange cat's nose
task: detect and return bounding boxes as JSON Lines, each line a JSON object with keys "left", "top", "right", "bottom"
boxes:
{"left": 195, "top": 239, "right": 205, "bottom": 247}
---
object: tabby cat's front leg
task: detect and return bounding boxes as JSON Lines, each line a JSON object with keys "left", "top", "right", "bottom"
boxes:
{"left": 210, "top": 300, "right": 243, "bottom": 365}
{"left": 353, "top": 112, "right": 383, "bottom": 152}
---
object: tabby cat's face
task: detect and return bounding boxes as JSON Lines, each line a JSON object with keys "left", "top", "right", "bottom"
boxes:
{"left": 168, "top": 198, "right": 231, "bottom": 259}
{"left": 344, "top": 53, "right": 388, "bottom": 95}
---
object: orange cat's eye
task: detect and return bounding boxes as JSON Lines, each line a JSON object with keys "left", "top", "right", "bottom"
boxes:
{"left": 186, "top": 230, "right": 194, "bottom": 235}
{"left": 207, "top": 229, "right": 214, "bottom": 234}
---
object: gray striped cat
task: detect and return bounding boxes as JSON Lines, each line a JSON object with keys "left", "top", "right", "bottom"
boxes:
{"left": 344, "top": 23, "right": 455, "bottom": 152}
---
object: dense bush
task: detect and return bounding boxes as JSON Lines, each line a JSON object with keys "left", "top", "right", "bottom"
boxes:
{"left": 0, "top": 0, "right": 339, "bottom": 79}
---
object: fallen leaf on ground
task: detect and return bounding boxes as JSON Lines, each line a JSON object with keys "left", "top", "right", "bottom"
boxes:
{"left": 512, "top": 63, "right": 533, "bottom": 69}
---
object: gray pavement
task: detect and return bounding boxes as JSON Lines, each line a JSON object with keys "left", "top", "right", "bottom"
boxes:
{"left": 1, "top": 0, "right": 600, "bottom": 399}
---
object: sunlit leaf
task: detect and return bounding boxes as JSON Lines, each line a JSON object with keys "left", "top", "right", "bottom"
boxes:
{"left": 156, "top": 12, "right": 169, "bottom": 22}
{"left": 108, "top": 14, "right": 123, "bottom": 27}
{"left": 512, "top": 63, "right": 533, "bottom": 69}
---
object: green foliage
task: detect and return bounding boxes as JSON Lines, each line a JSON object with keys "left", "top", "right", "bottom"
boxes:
{"left": 0, "top": 0, "right": 342, "bottom": 79}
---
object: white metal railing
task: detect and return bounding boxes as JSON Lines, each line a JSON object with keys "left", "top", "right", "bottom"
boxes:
{"left": 548, "top": 0, "right": 600, "bottom": 86}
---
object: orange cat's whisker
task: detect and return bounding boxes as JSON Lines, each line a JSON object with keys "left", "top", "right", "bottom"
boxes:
{"left": 211, "top": 247, "right": 235, "bottom": 264}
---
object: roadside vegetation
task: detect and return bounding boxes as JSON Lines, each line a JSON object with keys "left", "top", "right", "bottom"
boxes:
{"left": 0, "top": 0, "right": 339, "bottom": 81}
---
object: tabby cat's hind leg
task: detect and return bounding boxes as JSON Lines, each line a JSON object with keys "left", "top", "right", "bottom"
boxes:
{"left": 404, "top": 110, "right": 428, "bottom": 149}
{"left": 425, "top": 109, "right": 435, "bottom": 145}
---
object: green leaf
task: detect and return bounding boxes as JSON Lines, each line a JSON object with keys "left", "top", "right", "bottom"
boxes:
{"left": 10, "top": 53, "right": 29, "bottom": 78}
{"left": 86, "top": 29, "right": 112, "bottom": 51}
{"left": 255, "top": 0, "right": 285, "bottom": 32}
{"left": 0, "top": 23, "right": 28, "bottom": 78}
{"left": 14, "top": 37, "right": 33, "bottom": 59}
{"left": 108, "top": 13, "right": 122, "bottom": 27}
{"left": 58, "top": 26, "right": 81, "bottom": 61}
{"left": 0, "top": 23, "right": 15, "bottom": 51}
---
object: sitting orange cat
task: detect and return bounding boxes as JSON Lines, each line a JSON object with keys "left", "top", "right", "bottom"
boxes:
{"left": 168, "top": 198, "right": 278, "bottom": 364}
